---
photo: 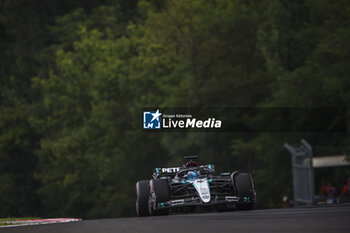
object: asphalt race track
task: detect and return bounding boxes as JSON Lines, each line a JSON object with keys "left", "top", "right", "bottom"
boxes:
{"left": 1, "top": 204, "right": 349, "bottom": 233}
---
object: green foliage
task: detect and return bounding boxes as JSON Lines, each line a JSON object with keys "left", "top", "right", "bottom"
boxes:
{"left": 0, "top": 101, "right": 39, "bottom": 216}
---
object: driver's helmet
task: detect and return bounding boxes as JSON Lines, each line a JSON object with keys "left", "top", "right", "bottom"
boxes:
{"left": 186, "top": 171, "right": 197, "bottom": 180}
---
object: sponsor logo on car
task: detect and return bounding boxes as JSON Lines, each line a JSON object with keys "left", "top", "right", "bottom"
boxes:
{"left": 161, "top": 167, "right": 180, "bottom": 173}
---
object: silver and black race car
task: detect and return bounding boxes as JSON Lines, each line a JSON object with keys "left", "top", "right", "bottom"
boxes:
{"left": 136, "top": 155, "right": 256, "bottom": 216}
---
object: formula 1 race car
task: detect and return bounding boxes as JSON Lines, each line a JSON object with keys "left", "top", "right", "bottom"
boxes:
{"left": 136, "top": 155, "right": 256, "bottom": 216}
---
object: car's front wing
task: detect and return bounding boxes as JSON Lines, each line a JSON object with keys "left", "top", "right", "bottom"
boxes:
{"left": 156, "top": 195, "right": 254, "bottom": 210}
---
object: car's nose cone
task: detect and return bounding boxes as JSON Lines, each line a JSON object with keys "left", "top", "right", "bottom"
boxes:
{"left": 193, "top": 179, "right": 211, "bottom": 203}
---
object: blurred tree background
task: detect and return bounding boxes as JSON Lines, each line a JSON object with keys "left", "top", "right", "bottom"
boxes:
{"left": 0, "top": 0, "right": 349, "bottom": 218}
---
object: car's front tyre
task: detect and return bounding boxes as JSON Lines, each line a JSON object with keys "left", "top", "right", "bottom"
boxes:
{"left": 136, "top": 180, "right": 150, "bottom": 216}
{"left": 233, "top": 173, "right": 255, "bottom": 210}
{"left": 148, "top": 179, "right": 170, "bottom": 216}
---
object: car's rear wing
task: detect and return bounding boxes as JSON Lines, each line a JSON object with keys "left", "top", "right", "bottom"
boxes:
{"left": 184, "top": 155, "right": 198, "bottom": 163}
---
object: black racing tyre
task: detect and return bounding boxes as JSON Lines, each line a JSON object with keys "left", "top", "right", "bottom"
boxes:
{"left": 136, "top": 180, "right": 150, "bottom": 216}
{"left": 233, "top": 173, "right": 255, "bottom": 210}
{"left": 148, "top": 179, "right": 170, "bottom": 216}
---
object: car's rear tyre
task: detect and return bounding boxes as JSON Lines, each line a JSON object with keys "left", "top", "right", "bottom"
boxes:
{"left": 148, "top": 179, "right": 170, "bottom": 216}
{"left": 136, "top": 180, "right": 150, "bottom": 216}
{"left": 233, "top": 173, "right": 255, "bottom": 210}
